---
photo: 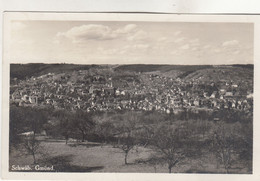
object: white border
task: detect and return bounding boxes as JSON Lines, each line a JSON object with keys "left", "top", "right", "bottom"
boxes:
{"left": 2, "top": 0, "right": 260, "bottom": 13}
{"left": 2, "top": 12, "right": 260, "bottom": 181}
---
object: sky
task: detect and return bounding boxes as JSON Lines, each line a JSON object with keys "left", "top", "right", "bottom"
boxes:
{"left": 9, "top": 21, "right": 254, "bottom": 65}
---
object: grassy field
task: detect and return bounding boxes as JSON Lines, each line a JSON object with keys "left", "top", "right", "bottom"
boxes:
{"left": 9, "top": 140, "right": 250, "bottom": 173}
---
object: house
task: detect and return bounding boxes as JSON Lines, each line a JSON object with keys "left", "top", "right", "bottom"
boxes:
{"left": 203, "top": 92, "right": 209, "bottom": 98}
{"left": 81, "top": 90, "right": 89, "bottom": 95}
{"left": 18, "top": 131, "right": 34, "bottom": 136}
{"left": 225, "top": 92, "right": 233, "bottom": 97}
{"left": 89, "top": 85, "right": 102, "bottom": 95}
{"left": 247, "top": 93, "right": 253, "bottom": 99}
{"left": 76, "top": 101, "right": 85, "bottom": 109}
{"left": 210, "top": 91, "right": 217, "bottom": 98}
{"left": 21, "top": 95, "right": 30, "bottom": 102}
{"left": 103, "top": 87, "right": 115, "bottom": 96}
{"left": 11, "top": 91, "right": 21, "bottom": 101}
{"left": 19, "top": 101, "right": 25, "bottom": 106}
{"left": 29, "top": 96, "right": 38, "bottom": 104}
{"left": 211, "top": 100, "right": 218, "bottom": 107}
{"left": 166, "top": 108, "right": 171, "bottom": 114}
{"left": 115, "top": 90, "right": 121, "bottom": 96}
{"left": 121, "top": 90, "right": 126, "bottom": 96}
{"left": 219, "top": 89, "right": 226, "bottom": 95}
{"left": 194, "top": 100, "right": 200, "bottom": 106}
{"left": 213, "top": 118, "right": 220, "bottom": 122}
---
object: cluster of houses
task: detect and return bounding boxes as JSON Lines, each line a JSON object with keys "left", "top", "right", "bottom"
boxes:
{"left": 10, "top": 70, "right": 253, "bottom": 114}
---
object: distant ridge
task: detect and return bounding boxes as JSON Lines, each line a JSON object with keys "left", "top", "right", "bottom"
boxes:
{"left": 10, "top": 63, "right": 99, "bottom": 80}
{"left": 10, "top": 63, "right": 253, "bottom": 80}
{"left": 114, "top": 64, "right": 253, "bottom": 73}
{"left": 114, "top": 64, "right": 213, "bottom": 73}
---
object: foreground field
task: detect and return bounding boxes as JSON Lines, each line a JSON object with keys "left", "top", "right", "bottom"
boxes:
{"left": 9, "top": 140, "right": 250, "bottom": 173}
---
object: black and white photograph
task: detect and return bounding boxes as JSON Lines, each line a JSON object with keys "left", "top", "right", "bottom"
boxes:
{"left": 2, "top": 13, "right": 258, "bottom": 179}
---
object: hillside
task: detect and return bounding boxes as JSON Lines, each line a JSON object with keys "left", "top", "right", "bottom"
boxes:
{"left": 183, "top": 67, "right": 253, "bottom": 83}
{"left": 115, "top": 64, "right": 253, "bottom": 81}
{"left": 10, "top": 63, "right": 253, "bottom": 83}
{"left": 10, "top": 64, "right": 99, "bottom": 80}
{"left": 114, "top": 64, "right": 213, "bottom": 73}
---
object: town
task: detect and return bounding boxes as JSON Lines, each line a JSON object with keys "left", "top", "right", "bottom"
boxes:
{"left": 10, "top": 65, "right": 253, "bottom": 114}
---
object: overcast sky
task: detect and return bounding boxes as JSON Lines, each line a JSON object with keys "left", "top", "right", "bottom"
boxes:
{"left": 9, "top": 21, "right": 253, "bottom": 65}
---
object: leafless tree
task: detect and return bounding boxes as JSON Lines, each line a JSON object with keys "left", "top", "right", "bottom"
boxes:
{"left": 73, "top": 111, "right": 95, "bottom": 142}
{"left": 21, "top": 108, "right": 47, "bottom": 164}
{"left": 95, "top": 120, "right": 116, "bottom": 147}
{"left": 54, "top": 111, "right": 73, "bottom": 144}
{"left": 151, "top": 124, "right": 186, "bottom": 173}
{"left": 115, "top": 112, "right": 139, "bottom": 165}
{"left": 119, "top": 133, "right": 136, "bottom": 165}
{"left": 23, "top": 133, "right": 40, "bottom": 164}
{"left": 212, "top": 122, "right": 236, "bottom": 173}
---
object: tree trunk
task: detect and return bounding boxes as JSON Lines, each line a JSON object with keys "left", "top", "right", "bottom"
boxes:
{"left": 225, "top": 166, "right": 229, "bottom": 174}
{"left": 124, "top": 152, "right": 128, "bottom": 165}
{"left": 32, "top": 152, "right": 36, "bottom": 164}
{"left": 101, "top": 137, "right": 107, "bottom": 147}
{"left": 154, "top": 165, "right": 157, "bottom": 173}
{"left": 82, "top": 134, "right": 85, "bottom": 142}
{"left": 168, "top": 166, "right": 172, "bottom": 173}
{"left": 65, "top": 135, "right": 68, "bottom": 144}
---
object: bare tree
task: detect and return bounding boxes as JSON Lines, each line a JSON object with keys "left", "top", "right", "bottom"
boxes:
{"left": 212, "top": 122, "right": 236, "bottom": 173}
{"left": 61, "top": 118, "right": 73, "bottom": 144}
{"left": 151, "top": 124, "right": 186, "bottom": 173}
{"left": 138, "top": 124, "right": 155, "bottom": 147}
{"left": 96, "top": 120, "right": 115, "bottom": 147}
{"left": 74, "top": 111, "right": 95, "bottom": 142}
{"left": 21, "top": 108, "right": 47, "bottom": 164}
{"left": 23, "top": 133, "right": 40, "bottom": 164}
{"left": 237, "top": 121, "right": 253, "bottom": 172}
{"left": 54, "top": 110, "right": 73, "bottom": 144}
{"left": 119, "top": 133, "right": 136, "bottom": 165}
{"left": 115, "top": 112, "right": 139, "bottom": 165}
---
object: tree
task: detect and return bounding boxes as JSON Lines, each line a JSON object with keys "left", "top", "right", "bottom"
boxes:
{"left": 150, "top": 124, "right": 187, "bottom": 173}
{"left": 21, "top": 107, "right": 47, "bottom": 164}
{"left": 54, "top": 110, "right": 74, "bottom": 144}
{"left": 61, "top": 117, "right": 73, "bottom": 144}
{"left": 120, "top": 133, "right": 136, "bottom": 165}
{"left": 115, "top": 112, "right": 139, "bottom": 165}
{"left": 23, "top": 132, "right": 40, "bottom": 164}
{"left": 212, "top": 122, "right": 236, "bottom": 173}
{"left": 96, "top": 120, "right": 116, "bottom": 146}
{"left": 74, "top": 111, "right": 95, "bottom": 142}
{"left": 196, "top": 119, "right": 211, "bottom": 139}
{"left": 9, "top": 105, "right": 48, "bottom": 165}
{"left": 9, "top": 105, "right": 25, "bottom": 148}
{"left": 138, "top": 124, "right": 155, "bottom": 147}
{"left": 236, "top": 121, "right": 253, "bottom": 172}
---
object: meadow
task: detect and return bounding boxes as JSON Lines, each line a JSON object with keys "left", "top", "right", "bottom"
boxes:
{"left": 9, "top": 106, "right": 252, "bottom": 173}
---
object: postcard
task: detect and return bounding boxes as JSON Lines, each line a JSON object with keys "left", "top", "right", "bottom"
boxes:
{"left": 2, "top": 12, "right": 260, "bottom": 180}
